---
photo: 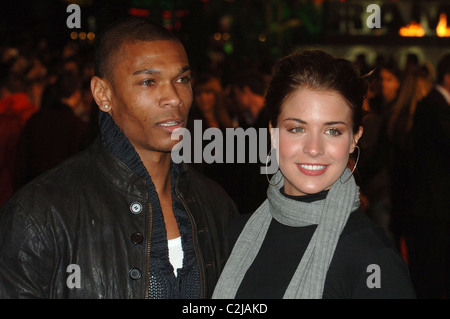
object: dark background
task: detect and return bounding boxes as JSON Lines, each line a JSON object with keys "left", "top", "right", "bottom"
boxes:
{"left": 1, "top": 0, "right": 450, "bottom": 76}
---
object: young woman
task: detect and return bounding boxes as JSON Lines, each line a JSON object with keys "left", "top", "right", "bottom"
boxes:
{"left": 213, "top": 50, "right": 415, "bottom": 299}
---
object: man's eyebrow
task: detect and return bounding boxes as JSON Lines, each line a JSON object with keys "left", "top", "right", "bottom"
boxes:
{"left": 133, "top": 66, "right": 191, "bottom": 76}
{"left": 180, "top": 66, "right": 191, "bottom": 74}
{"left": 133, "top": 68, "right": 160, "bottom": 76}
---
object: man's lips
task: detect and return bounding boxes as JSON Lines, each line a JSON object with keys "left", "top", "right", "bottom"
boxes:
{"left": 297, "top": 163, "right": 329, "bottom": 176}
{"left": 156, "top": 118, "right": 184, "bottom": 131}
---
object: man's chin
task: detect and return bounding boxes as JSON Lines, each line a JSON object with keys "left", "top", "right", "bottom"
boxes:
{"left": 148, "top": 147, "right": 172, "bottom": 154}
{"left": 150, "top": 142, "right": 179, "bottom": 154}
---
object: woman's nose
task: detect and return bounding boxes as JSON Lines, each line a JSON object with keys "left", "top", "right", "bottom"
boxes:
{"left": 303, "top": 135, "right": 324, "bottom": 157}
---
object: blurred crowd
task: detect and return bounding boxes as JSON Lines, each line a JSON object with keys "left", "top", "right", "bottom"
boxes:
{"left": 0, "top": 39, "right": 99, "bottom": 208}
{"left": 0, "top": 35, "right": 448, "bottom": 298}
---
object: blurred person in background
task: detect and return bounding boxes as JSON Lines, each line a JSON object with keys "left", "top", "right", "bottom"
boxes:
{"left": 358, "top": 62, "right": 402, "bottom": 242}
{"left": 224, "top": 69, "right": 271, "bottom": 215}
{"left": 189, "top": 73, "right": 234, "bottom": 131}
{"left": 0, "top": 63, "right": 38, "bottom": 207}
{"left": 13, "top": 70, "right": 89, "bottom": 190}
{"left": 408, "top": 53, "right": 450, "bottom": 299}
{"left": 186, "top": 73, "right": 235, "bottom": 195}
{"left": 386, "top": 62, "right": 434, "bottom": 249}
{"left": 230, "top": 69, "right": 270, "bottom": 130}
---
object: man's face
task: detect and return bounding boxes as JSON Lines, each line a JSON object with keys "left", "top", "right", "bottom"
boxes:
{"left": 108, "top": 40, "right": 192, "bottom": 155}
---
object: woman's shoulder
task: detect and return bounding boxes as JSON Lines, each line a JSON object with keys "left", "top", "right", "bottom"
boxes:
{"left": 331, "top": 208, "right": 403, "bottom": 286}
{"left": 324, "top": 209, "right": 415, "bottom": 299}
{"left": 340, "top": 209, "right": 393, "bottom": 249}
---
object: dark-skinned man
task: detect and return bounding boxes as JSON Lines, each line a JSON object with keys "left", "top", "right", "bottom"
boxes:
{"left": 0, "top": 16, "right": 238, "bottom": 299}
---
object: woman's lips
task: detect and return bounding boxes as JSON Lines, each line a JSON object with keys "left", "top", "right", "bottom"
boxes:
{"left": 297, "top": 163, "right": 328, "bottom": 176}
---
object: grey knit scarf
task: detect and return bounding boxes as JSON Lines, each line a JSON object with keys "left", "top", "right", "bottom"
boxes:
{"left": 212, "top": 168, "right": 360, "bottom": 299}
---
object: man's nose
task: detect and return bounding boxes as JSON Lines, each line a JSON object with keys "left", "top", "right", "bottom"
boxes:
{"left": 160, "top": 83, "right": 182, "bottom": 108}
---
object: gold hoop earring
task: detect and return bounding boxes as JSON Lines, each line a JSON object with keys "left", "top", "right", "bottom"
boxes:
{"left": 266, "top": 148, "right": 282, "bottom": 186}
{"left": 340, "top": 145, "right": 360, "bottom": 184}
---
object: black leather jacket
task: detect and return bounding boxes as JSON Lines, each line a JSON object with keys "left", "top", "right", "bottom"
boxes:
{"left": 0, "top": 138, "right": 238, "bottom": 298}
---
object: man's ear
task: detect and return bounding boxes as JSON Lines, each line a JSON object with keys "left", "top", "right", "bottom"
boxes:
{"left": 90, "top": 76, "right": 112, "bottom": 112}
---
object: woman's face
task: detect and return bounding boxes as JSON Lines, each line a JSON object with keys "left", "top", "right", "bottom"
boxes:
{"left": 272, "top": 88, "right": 363, "bottom": 196}
{"left": 380, "top": 68, "right": 400, "bottom": 103}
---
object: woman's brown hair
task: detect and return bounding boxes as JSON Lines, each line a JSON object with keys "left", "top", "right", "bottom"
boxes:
{"left": 266, "top": 50, "right": 368, "bottom": 133}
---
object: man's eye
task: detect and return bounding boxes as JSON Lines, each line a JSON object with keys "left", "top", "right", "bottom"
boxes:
{"left": 142, "top": 79, "right": 156, "bottom": 86}
{"left": 177, "top": 76, "right": 191, "bottom": 84}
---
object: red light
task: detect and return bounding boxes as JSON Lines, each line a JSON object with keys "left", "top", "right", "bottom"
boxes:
{"left": 129, "top": 8, "right": 150, "bottom": 17}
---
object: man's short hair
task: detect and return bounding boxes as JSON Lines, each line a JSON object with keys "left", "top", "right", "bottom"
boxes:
{"left": 94, "top": 16, "right": 180, "bottom": 83}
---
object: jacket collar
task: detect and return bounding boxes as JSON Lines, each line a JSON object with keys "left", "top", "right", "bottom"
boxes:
{"left": 89, "top": 136, "right": 148, "bottom": 198}
{"left": 94, "top": 111, "right": 182, "bottom": 198}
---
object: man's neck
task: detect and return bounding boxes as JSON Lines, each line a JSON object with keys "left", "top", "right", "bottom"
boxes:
{"left": 140, "top": 151, "right": 173, "bottom": 195}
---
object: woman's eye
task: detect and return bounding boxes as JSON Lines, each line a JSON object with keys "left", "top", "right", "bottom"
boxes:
{"left": 288, "top": 127, "right": 305, "bottom": 133}
{"left": 326, "top": 128, "right": 342, "bottom": 136}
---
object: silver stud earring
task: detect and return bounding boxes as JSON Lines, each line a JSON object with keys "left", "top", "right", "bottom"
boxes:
{"left": 104, "top": 105, "right": 109, "bottom": 109}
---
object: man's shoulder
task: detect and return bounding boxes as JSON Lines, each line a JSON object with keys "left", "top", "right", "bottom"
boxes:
{"left": 12, "top": 147, "right": 93, "bottom": 200}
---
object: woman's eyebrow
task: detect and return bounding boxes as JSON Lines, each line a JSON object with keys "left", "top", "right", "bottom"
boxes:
{"left": 324, "top": 121, "right": 348, "bottom": 126}
{"left": 282, "top": 118, "right": 307, "bottom": 124}
{"left": 282, "top": 118, "right": 347, "bottom": 126}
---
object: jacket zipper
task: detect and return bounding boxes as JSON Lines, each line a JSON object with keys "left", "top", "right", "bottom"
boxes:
{"left": 177, "top": 192, "right": 205, "bottom": 298}
{"left": 145, "top": 202, "right": 153, "bottom": 299}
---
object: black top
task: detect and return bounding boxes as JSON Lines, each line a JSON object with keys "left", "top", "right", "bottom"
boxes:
{"left": 229, "top": 189, "right": 416, "bottom": 299}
